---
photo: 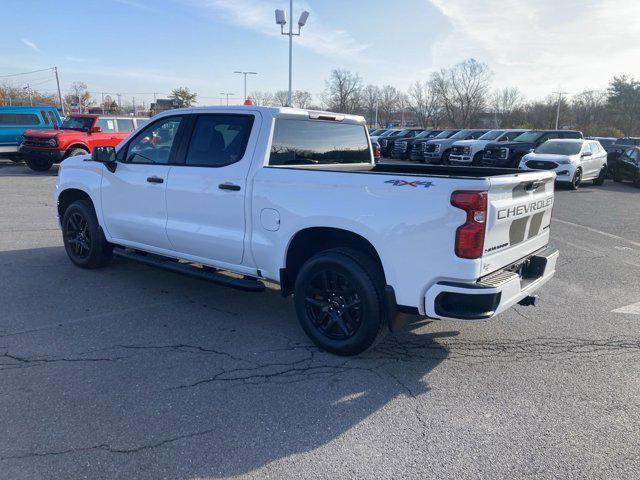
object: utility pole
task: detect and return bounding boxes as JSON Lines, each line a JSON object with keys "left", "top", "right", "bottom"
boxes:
{"left": 133, "top": 97, "right": 136, "bottom": 116}
{"left": 24, "top": 84, "right": 33, "bottom": 106}
{"left": 275, "top": 2, "right": 310, "bottom": 107}
{"left": 116, "top": 93, "right": 122, "bottom": 110}
{"left": 374, "top": 97, "right": 379, "bottom": 127}
{"left": 220, "top": 92, "right": 234, "bottom": 106}
{"left": 101, "top": 92, "right": 105, "bottom": 114}
{"left": 553, "top": 91, "right": 568, "bottom": 130}
{"left": 234, "top": 71, "right": 257, "bottom": 100}
{"left": 54, "top": 66, "right": 64, "bottom": 113}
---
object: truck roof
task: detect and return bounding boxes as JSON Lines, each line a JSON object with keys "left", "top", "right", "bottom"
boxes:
{"left": 154, "top": 105, "right": 366, "bottom": 126}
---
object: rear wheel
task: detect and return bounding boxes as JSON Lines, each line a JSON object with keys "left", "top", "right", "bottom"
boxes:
{"left": 25, "top": 158, "right": 54, "bottom": 171}
{"left": 569, "top": 168, "right": 582, "bottom": 190}
{"left": 593, "top": 166, "right": 607, "bottom": 186}
{"left": 62, "top": 199, "right": 113, "bottom": 269}
{"left": 294, "top": 248, "right": 387, "bottom": 356}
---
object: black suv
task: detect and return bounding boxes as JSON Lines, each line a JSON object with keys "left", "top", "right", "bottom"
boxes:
{"left": 378, "top": 128, "right": 426, "bottom": 157}
{"left": 481, "top": 130, "right": 583, "bottom": 168}
{"left": 607, "top": 138, "right": 640, "bottom": 175}
{"left": 612, "top": 146, "right": 640, "bottom": 187}
{"left": 409, "top": 129, "right": 460, "bottom": 161}
{"left": 390, "top": 129, "right": 442, "bottom": 160}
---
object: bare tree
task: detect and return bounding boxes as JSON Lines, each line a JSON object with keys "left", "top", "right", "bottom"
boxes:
{"left": 64, "top": 82, "right": 93, "bottom": 112}
{"left": 249, "top": 90, "right": 274, "bottom": 106}
{"left": 378, "top": 85, "right": 400, "bottom": 126}
{"left": 407, "top": 80, "right": 440, "bottom": 128}
{"left": 1, "top": 84, "right": 56, "bottom": 106}
{"left": 490, "top": 87, "right": 524, "bottom": 128}
{"left": 292, "top": 90, "right": 313, "bottom": 109}
{"left": 323, "top": 69, "right": 363, "bottom": 114}
{"left": 361, "top": 85, "right": 380, "bottom": 126}
{"left": 571, "top": 90, "right": 608, "bottom": 135}
{"left": 431, "top": 59, "right": 492, "bottom": 127}
{"left": 273, "top": 90, "right": 290, "bottom": 107}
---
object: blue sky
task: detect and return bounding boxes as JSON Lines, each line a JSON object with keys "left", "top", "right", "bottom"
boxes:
{"left": 3, "top": 0, "right": 639, "bottom": 107}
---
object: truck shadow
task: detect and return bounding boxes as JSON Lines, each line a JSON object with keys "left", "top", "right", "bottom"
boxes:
{"left": 0, "top": 160, "right": 59, "bottom": 176}
{"left": 0, "top": 246, "right": 453, "bottom": 478}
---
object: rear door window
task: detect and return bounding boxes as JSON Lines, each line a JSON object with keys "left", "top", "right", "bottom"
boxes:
{"left": 269, "top": 119, "right": 371, "bottom": 166}
{"left": 184, "top": 114, "right": 254, "bottom": 167}
{"left": 46, "top": 111, "right": 58, "bottom": 126}
{"left": 40, "top": 110, "right": 50, "bottom": 124}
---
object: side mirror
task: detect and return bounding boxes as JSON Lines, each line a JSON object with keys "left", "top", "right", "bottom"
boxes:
{"left": 90, "top": 126, "right": 102, "bottom": 133}
{"left": 91, "top": 146, "right": 117, "bottom": 172}
{"left": 582, "top": 151, "right": 592, "bottom": 157}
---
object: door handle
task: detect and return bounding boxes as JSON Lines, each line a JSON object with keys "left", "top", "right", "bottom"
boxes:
{"left": 219, "top": 183, "right": 241, "bottom": 191}
{"left": 147, "top": 176, "right": 164, "bottom": 184}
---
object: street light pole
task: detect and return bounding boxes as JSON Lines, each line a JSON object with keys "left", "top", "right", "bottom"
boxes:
{"left": 553, "top": 91, "right": 568, "bottom": 130}
{"left": 275, "top": 3, "right": 310, "bottom": 107}
{"left": 220, "top": 92, "right": 234, "bottom": 106}
{"left": 234, "top": 71, "right": 257, "bottom": 100}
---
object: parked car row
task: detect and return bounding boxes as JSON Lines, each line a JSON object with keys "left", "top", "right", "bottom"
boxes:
{"left": 369, "top": 126, "right": 639, "bottom": 189}
{"left": 0, "top": 105, "right": 148, "bottom": 171}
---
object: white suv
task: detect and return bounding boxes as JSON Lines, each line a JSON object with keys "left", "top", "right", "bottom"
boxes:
{"left": 449, "top": 129, "right": 527, "bottom": 166}
{"left": 519, "top": 139, "right": 607, "bottom": 190}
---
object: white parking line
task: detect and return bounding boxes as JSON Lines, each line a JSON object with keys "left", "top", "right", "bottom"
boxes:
{"left": 554, "top": 218, "right": 640, "bottom": 248}
{"left": 612, "top": 302, "right": 640, "bottom": 315}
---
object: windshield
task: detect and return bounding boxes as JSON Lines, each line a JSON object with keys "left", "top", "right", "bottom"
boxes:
{"left": 595, "top": 138, "right": 615, "bottom": 147}
{"left": 450, "top": 130, "right": 473, "bottom": 140}
{"left": 60, "top": 116, "right": 94, "bottom": 131}
{"left": 534, "top": 141, "right": 583, "bottom": 155}
{"left": 392, "top": 129, "right": 412, "bottom": 137}
{"left": 435, "top": 130, "right": 457, "bottom": 139}
{"left": 478, "top": 130, "right": 505, "bottom": 141}
{"left": 415, "top": 130, "right": 434, "bottom": 139}
{"left": 370, "top": 129, "right": 385, "bottom": 136}
{"left": 380, "top": 130, "right": 398, "bottom": 137}
{"left": 513, "top": 131, "right": 544, "bottom": 143}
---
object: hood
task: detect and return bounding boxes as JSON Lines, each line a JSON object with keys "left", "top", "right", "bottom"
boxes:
{"left": 428, "top": 138, "right": 456, "bottom": 146}
{"left": 522, "top": 153, "right": 578, "bottom": 163}
{"left": 453, "top": 139, "right": 493, "bottom": 148}
{"left": 486, "top": 141, "right": 532, "bottom": 151}
{"left": 23, "top": 129, "right": 59, "bottom": 139}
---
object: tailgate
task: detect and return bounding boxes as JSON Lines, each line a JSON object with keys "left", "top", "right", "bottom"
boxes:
{"left": 481, "top": 171, "right": 555, "bottom": 275}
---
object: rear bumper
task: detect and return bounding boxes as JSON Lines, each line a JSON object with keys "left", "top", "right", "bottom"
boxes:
{"left": 18, "top": 146, "right": 65, "bottom": 163}
{"left": 424, "top": 247, "right": 559, "bottom": 320}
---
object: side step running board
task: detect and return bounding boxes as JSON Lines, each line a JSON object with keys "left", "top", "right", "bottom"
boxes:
{"left": 113, "top": 248, "right": 266, "bottom": 292}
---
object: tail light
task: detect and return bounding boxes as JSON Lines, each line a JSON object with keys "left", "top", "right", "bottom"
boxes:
{"left": 451, "top": 191, "right": 487, "bottom": 259}
{"left": 374, "top": 144, "right": 381, "bottom": 159}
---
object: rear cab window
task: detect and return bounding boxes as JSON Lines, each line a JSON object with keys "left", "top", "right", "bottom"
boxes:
{"left": 0, "top": 113, "right": 40, "bottom": 125}
{"left": 269, "top": 119, "right": 371, "bottom": 166}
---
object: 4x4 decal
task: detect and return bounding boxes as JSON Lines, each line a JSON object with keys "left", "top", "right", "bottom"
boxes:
{"left": 385, "top": 180, "right": 434, "bottom": 188}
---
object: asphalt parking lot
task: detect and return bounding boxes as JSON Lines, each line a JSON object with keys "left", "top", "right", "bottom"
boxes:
{"left": 1, "top": 159, "right": 639, "bottom": 480}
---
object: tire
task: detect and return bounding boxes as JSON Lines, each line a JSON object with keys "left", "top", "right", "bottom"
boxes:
{"left": 441, "top": 150, "right": 451, "bottom": 165}
{"left": 67, "top": 148, "right": 89, "bottom": 158}
{"left": 569, "top": 169, "right": 582, "bottom": 190}
{"left": 25, "top": 158, "right": 54, "bottom": 171}
{"left": 62, "top": 199, "right": 113, "bottom": 269}
{"left": 593, "top": 166, "right": 607, "bottom": 186}
{"left": 9, "top": 156, "right": 22, "bottom": 163}
{"left": 613, "top": 171, "right": 623, "bottom": 183}
{"left": 472, "top": 152, "right": 483, "bottom": 166}
{"left": 293, "top": 248, "right": 387, "bottom": 356}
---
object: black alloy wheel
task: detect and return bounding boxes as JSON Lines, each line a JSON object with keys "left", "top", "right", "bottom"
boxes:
{"left": 65, "top": 211, "right": 92, "bottom": 260}
{"left": 304, "top": 269, "right": 363, "bottom": 340}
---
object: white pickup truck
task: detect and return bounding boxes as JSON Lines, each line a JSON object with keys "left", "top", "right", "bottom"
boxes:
{"left": 55, "top": 106, "right": 559, "bottom": 355}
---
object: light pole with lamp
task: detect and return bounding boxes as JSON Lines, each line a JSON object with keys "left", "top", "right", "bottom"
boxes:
{"left": 275, "top": 2, "right": 310, "bottom": 107}
{"left": 220, "top": 92, "right": 234, "bottom": 106}
{"left": 234, "top": 71, "right": 257, "bottom": 101}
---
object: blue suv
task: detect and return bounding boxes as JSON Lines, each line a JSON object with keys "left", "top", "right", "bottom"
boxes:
{"left": 0, "top": 106, "right": 61, "bottom": 162}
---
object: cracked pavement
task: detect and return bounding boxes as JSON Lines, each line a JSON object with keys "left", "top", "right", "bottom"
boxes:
{"left": 1, "top": 161, "right": 639, "bottom": 479}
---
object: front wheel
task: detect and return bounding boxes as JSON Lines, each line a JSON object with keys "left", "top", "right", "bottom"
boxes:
{"left": 569, "top": 169, "right": 582, "bottom": 190}
{"left": 67, "top": 148, "right": 89, "bottom": 158}
{"left": 472, "top": 152, "right": 483, "bottom": 166}
{"left": 62, "top": 199, "right": 113, "bottom": 269}
{"left": 593, "top": 166, "right": 607, "bottom": 186}
{"left": 25, "top": 158, "right": 54, "bottom": 171}
{"left": 293, "top": 248, "right": 387, "bottom": 356}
